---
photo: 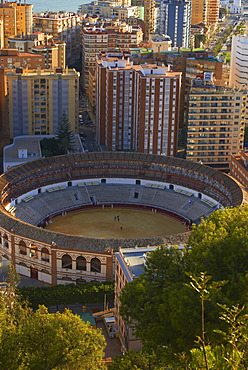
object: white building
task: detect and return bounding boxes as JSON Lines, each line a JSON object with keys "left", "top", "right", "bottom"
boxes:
{"left": 3, "top": 135, "right": 83, "bottom": 172}
{"left": 230, "top": 35, "right": 248, "bottom": 88}
{"left": 230, "top": 0, "right": 243, "bottom": 13}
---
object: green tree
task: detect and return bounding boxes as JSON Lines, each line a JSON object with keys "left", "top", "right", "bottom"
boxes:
{"left": 56, "top": 111, "right": 75, "bottom": 154}
{"left": 216, "top": 304, "right": 248, "bottom": 369}
{"left": 0, "top": 265, "right": 106, "bottom": 370}
{"left": 186, "top": 273, "right": 226, "bottom": 370}
{"left": 187, "top": 206, "right": 248, "bottom": 304}
{"left": 108, "top": 350, "right": 167, "bottom": 370}
{"left": 120, "top": 206, "right": 248, "bottom": 354}
{"left": 120, "top": 246, "right": 202, "bottom": 352}
{"left": 19, "top": 306, "right": 106, "bottom": 370}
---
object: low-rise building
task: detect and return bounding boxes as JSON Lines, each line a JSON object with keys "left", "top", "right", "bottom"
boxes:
{"left": 230, "top": 151, "right": 248, "bottom": 188}
{"left": 0, "top": 48, "right": 44, "bottom": 69}
{"left": 115, "top": 247, "right": 157, "bottom": 351}
{"left": 3, "top": 135, "right": 83, "bottom": 172}
{"left": 8, "top": 33, "right": 66, "bottom": 69}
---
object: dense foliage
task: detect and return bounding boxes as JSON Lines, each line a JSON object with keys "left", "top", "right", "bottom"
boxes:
{"left": 119, "top": 206, "right": 248, "bottom": 367}
{"left": 18, "top": 281, "right": 114, "bottom": 309}
{"left": 0, "top": 267, "right": 106, "bottom": 370}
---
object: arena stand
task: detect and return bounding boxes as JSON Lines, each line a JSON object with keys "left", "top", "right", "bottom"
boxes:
{"left": 0, "top": 152, "right": 244, "bottom": 285}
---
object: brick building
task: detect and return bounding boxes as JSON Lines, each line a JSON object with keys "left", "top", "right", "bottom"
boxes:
{"left": 96, "top": 55, "right": 181, "bottom": 156}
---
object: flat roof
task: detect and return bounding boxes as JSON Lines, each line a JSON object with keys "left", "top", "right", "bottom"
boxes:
{"left": 116, "top": 247, "right": 157, "bottom": 280}
{"left": 3, "top": 135, "right": 83, "bottom": 167}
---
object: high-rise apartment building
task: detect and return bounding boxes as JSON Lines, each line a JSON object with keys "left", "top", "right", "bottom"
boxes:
{"left": 0, "top": 19, "right": 4, "bottom": 48}
{"left": 33, "top": 11, "right": 81, "bottom": 66}
{"left": 82, "top": 20, "right": 143, "bottom": 90}
{"left": 166, "top": 50, "right": 222, "bottom": 127}
{"left": 191, "top": 0, "right": 219, "bottom": 26}
{"left": 132, "top": 0, "right": 155, "bottom": 37}
{"left": 159, "top": 0, "right": 191, "bottom": 48}
{"left": 96, "top": 56, "right": 181, "bottom": 156}
{"left": 6, "top": 68, "right": 79, "bottom": 138}
{"left": 0, "top": 2, "right": 33, "bottom": 47}
{"left": 186, "top": 79, "right": 245, "bottom": 169}
{"left": 230, "top": 35, "right": 248, "bottom": 88}
{"left": 0, "top": 69, "right": 9, "bottom": 152}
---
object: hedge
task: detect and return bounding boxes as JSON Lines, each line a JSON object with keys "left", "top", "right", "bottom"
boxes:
{"left": 18, "top": 281, "right": 114, "bottom": 310}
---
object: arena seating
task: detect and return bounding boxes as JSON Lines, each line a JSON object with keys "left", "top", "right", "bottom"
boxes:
{"left": 14, "top": 187, "right": 92, "bottom": 225}
{"left": 14, "top": 184, "right": 213, "bottom": 225}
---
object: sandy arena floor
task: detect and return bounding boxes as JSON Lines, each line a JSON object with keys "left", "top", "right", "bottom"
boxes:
{"left": 45, "top": 208, "right": 186, "bottom": 239}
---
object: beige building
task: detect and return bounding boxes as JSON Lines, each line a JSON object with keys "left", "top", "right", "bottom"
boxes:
{"left": 0, "top": 2, "right": 33, "bottom": 47}
{"left": 149, "top": 33, "right": 172, "bottom": 52}
{"left": 132, "top": 0, "right": 155, "bottom": 37}
{"left": 6, "top": 67, "right": 79, "bottom": 138}
{"left": 79, "top": 1, "right": 143, "bottom": 20}
{"left": 33, "top": 11, "right": 81, "bottom": 65}
{"left": 8, "top": 33, "right": 66, "bottom": 69}
{"left": 186, "top": 79, "right": 246, "bottom": 170}
{"left": 96, "top": 56, "right": 181, "bottom": 156}
{"left": 82, "top": 20, "right": 143, "bottom": 90}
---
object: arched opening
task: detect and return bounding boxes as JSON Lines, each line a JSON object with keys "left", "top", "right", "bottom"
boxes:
{"left": 62, "top": 254, "right": 72, "bottom": 269}
{"left": 19, "top": 262, "right": 28, "bottom": 267}
{"left": 29, "top": 245, "right": 38, "bottom": 259}
{"left": 76, "top": 256, "right": 86, "bottom": 271}
{"left": 41, "top": 247, "right": 50, "bottom": 263}
{"left": 3, "top": 234, "right": 9, "bottom": 249}
{"left": 19, "top": 240, "right": 27, "bottom": 255}
{"left": 90, "top": 258, "right": 101, "bottom": 273}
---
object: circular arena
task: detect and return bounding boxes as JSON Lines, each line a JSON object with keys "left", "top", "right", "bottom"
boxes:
{"left": 0, "top": 152, "right": 244, "bottom": 285}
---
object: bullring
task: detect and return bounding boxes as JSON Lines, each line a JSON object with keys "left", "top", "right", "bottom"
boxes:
{"left": 0, "top": 152, "right": 243, "bottom": 284}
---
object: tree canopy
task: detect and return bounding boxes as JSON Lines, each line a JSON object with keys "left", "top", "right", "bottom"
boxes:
{"left": 120, "top": 206, "right": 248, "bottom": 356}
{"left": 0, "top": 267, "right": 106, "bottom": 370}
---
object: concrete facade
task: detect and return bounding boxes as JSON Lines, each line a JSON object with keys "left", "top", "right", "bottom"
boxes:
{"left": 186, "top": 80, "right": 246, "bottom": 169}
{"left": 159, "top": 0, "right": 191, "bottom": 48}
{"left": 6, "top": 67, "right": 79, "bottom": 138}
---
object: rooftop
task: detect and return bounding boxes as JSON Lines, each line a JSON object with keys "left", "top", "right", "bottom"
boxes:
{"left": 116, "top": 247, "right": 158, "bottom": 281}
{"left": 3, "top": 135, "right": 83, "bottom": 172}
